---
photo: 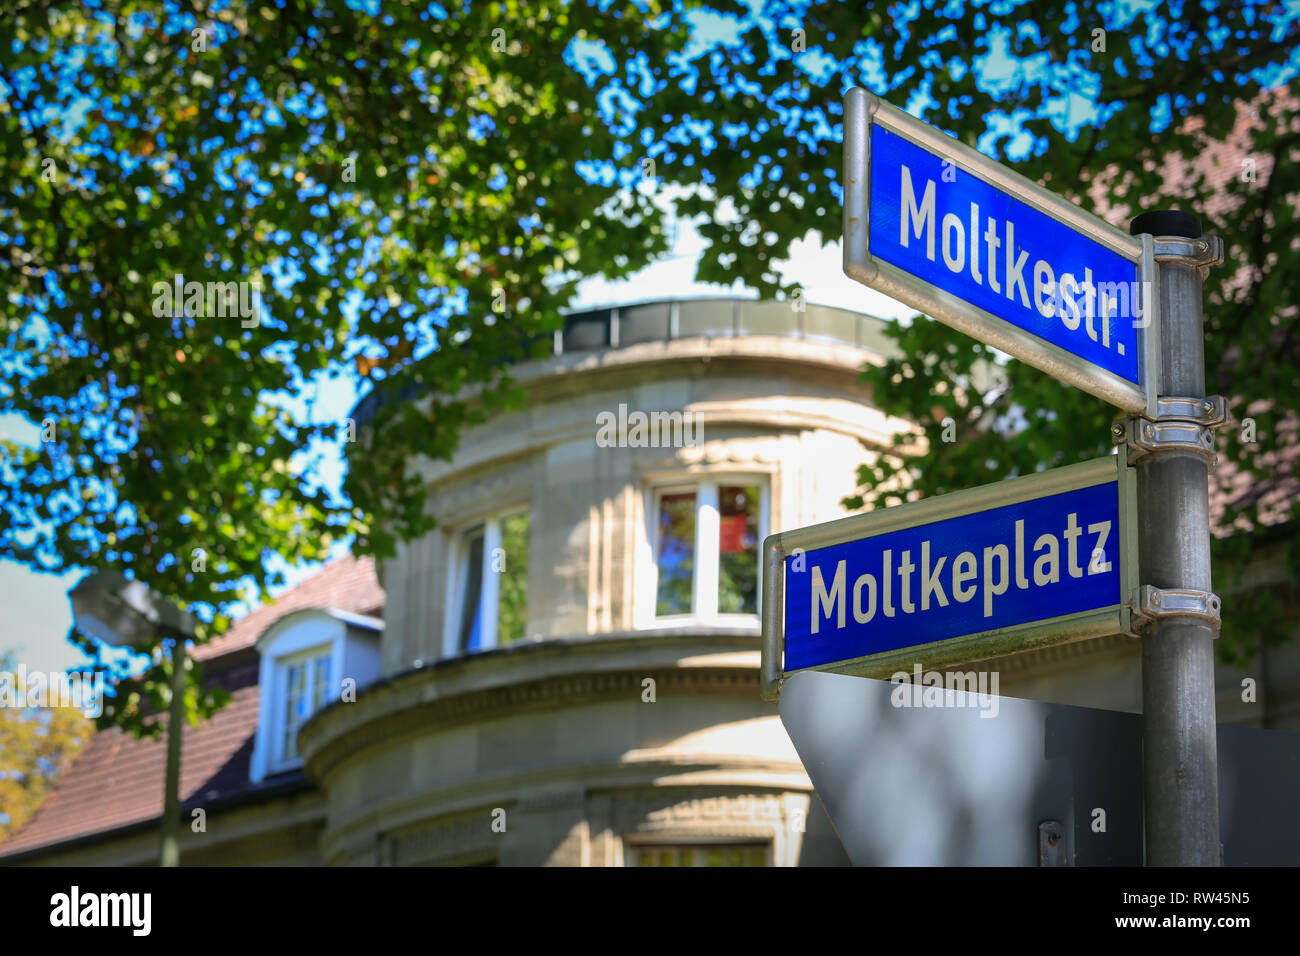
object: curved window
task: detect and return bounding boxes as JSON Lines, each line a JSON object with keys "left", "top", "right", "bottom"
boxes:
{"left": 644, "top": 479, "right": 768, "bottom": 625}
{"left": 445, "top": 508, "right": 531, "bottom": 655}
{"left": 278, "top": 647, "right": 332, "bottom": 765}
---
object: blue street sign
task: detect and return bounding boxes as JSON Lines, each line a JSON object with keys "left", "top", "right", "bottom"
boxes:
{"left": 843, "top": 89, "right": 1160, "bottom": 415}
{"left": 785, "top": 480, "right": 1120, "bottom": 672}
{"left": 760, "top": 452, "right": 1138, "bottom": 698}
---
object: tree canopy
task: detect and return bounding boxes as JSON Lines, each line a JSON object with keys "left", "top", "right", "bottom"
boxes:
{"left": 0, "top": 651, "right": 93, "bottom": 840}
{"left": 3, "top": 0, "right": 1298, "bottom": 734}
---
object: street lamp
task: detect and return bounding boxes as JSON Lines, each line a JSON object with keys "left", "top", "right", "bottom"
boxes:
{"left": 69, "top": 571, "right": 198, "bottom": 868}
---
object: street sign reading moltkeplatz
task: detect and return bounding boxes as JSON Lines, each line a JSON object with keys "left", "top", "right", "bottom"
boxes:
{"left": 760, "top": 450, "right": 1138, "bottom": 700}
{"left": 842, "top": 88, "right": 1161, "bottom": 416}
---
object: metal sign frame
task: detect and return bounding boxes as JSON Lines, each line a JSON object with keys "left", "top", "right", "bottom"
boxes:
{"left": 760, "top": 448, "right": 1139, "bottom": 701}
{"left": 842, "top": 88, "right": 1162, "bottom": 417}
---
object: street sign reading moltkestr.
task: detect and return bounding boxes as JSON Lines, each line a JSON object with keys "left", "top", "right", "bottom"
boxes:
{"left": 760, "top": 451, "right": 1139, "bottom": 700}
{"left": 843, "top": 88, "right": 1160, "bottom": 415}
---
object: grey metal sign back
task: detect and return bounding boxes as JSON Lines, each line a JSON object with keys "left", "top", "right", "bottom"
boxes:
{"left": 781, "top": 670, "right": 1300, "bottom": 866}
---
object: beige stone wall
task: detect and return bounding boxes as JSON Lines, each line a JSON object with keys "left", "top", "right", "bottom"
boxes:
{"left": 380, "top": 336, "right": 904, "bottom": 674}
{"left": 345, "top": 332, "right": 889, "bottom": 865}
{"left": 300, "top": 633, "right": 849, "bottom": 865}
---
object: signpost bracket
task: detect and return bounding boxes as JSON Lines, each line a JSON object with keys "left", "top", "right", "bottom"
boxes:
{"left": 1150, "top": 235, "right": 1225, "bottom": 280}
{"left": 1037, "top": 820, "right": 1069, "bottom": 866}
{"left": 1113, "top": 395, "right": 1231, "bottom": 467}
{"left": 1130, "top": 585, "right": 1222, "bottom": 637}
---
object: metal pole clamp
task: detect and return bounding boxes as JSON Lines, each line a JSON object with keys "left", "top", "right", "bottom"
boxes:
{"left": 1114, "top": 395, "right": 1230, "bottom": 466}
{"left": 1130, "top": 585, "right": 1222, "bottom": 636}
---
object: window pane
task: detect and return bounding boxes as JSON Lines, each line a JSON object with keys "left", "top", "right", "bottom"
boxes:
{"left": 285, "top": 666, "right": 303, "bottom": 722}
{"left": 629, "top": 844, "right": 767, "bottom": 867}
{"left": 497, "top": 512, "right": 530, "bottom": 645}
{"left": 457, "top": 527, "right": 486, "bottom": 652}
{"left": 313, "top": 654, "right": 331, "bottom": 709}
{"left": 656, "top": 492, "right": 696, "bottom": 616}
{"left": 718, "top": 485, "right": 760, "bottom": 613}
{"left": 278, "top": 654, "right": 335, "bottom": 766}
{"left": 281, "top": 663, "right": 302, "bottom": 763}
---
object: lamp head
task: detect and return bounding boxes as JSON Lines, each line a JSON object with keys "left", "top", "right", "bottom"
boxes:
{"left": 69, "top": 571, "right": 197, "bottom": 649}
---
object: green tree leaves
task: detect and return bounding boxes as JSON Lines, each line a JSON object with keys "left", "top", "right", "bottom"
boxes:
{"left": 2, "top": 0, "right": 1297, "bottom": 726}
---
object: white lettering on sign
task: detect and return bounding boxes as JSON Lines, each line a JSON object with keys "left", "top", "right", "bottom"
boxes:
{"left": 898, "top": 163, "right": 1143, "bottom": 352}
{"left": 810, "top": 513, "right": 1112, "bottom": 636}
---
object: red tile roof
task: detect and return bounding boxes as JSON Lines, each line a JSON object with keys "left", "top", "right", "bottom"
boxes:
{"left": 0, "top": 555, "right": 384, "bottom": 859}
{"left": 193, "top": 554, "right": 385, "bottom": 661}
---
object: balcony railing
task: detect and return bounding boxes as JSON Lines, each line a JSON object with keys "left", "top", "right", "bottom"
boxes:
{"left": 555, "top": 297, "right": 887, "bottom": 354}
{"left": 353, "top": 297, "right": 891, "bottom": 425}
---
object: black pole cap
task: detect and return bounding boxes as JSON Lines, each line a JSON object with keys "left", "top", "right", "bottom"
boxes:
{"left": 1129, "top": 209, "right": 1201, "bottom": 238}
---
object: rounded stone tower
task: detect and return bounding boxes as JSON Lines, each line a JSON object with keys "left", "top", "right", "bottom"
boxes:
{"left": 302, "top": 297, "right": 904, "bottom": 865}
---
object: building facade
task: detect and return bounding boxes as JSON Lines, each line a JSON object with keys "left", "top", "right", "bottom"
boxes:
{"left": 297, "top": 298, "right": 897, "bottom": 865}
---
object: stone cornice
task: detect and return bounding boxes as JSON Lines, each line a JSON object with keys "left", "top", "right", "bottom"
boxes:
{"left": 300, "top": 632, "right": 766, "bottom": 783}
{"left": 415, "top": 390, "right": 899, "bottom": 492}
{"left": 306, "top": 667, "right": 757, "bottom": 782}
{"left": 513, "top": 335, "right": 886, "bottom": 397}
{"left": 301, "top": 629, "right": 1150, "bottom": 786}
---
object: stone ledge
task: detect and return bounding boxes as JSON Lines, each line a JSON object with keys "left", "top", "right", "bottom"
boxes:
{"left": 302, "top": 643, "right": 765, "bottom": 783}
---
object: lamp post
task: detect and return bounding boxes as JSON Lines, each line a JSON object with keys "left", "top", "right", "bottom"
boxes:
{"left": 69, "top": 571, "right": 198, "bottom": 867}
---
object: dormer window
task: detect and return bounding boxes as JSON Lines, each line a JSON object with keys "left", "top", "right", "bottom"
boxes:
{"left": 251, "top": 608, "right": 381, "bottom": 783}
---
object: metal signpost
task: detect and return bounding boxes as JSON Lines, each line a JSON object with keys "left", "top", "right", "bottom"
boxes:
{"left": 1122, "top": 210, "right": 1226, "bottom": 866}
{"left": 767, "top": 87, "right": 1228, "bottom": 865}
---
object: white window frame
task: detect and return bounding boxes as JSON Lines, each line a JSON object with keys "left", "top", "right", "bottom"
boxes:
{"left": 443, "top": 505, "right": 530, "bottom": 657}
{"left": 272, "top": 644, "right": 333, "bottom": 769}
{"left": 640, "top": 476, "right": 769, "bottom": 628}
